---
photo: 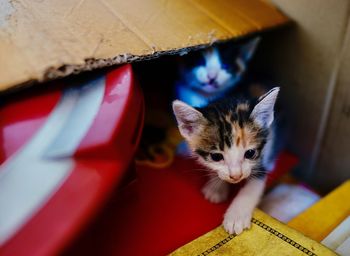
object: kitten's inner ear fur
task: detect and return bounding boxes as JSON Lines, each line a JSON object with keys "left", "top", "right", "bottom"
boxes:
{"left": 250, "top": 87, "right": 280, "bottom": 128}
{"left": 172, "top": 100, "right": 204, "bottom": 139}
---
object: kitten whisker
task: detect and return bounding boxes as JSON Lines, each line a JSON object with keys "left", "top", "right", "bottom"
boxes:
{"left": 247, "top": 172, "right": 268, "bottom": 181}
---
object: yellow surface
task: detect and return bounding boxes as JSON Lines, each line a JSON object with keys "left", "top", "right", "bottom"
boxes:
{"left": 288, "top": 180, "right": 350, "bottom": 242}
{"left": 0, "top": 0, "right": 289, "bottom": 91}
{"left": 171, "top": 209, "right": 336, "bottom": 256}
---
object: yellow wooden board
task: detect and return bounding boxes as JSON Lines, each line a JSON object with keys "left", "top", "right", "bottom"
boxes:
{"left": 171, "top": 209, "right": 336, "bottom": 256}
{"left": 288, "top": 180, "right": 350, "bottom": 242}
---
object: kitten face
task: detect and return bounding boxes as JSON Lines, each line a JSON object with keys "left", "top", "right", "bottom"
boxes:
{"left": 173, "top": 87, "right": 279, "bottom": 184}
{"left": 180, "top": 38, "right": 260, "bottom": 94}
{"left": 192, "top": 48, "right": 234, "bottom": 93}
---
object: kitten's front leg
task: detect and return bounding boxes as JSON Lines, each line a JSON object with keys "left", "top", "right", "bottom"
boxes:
{"left": 223, "top": 177, "right": 266, "bottom": 235}
{"left": 202, "top": 176, "right": 230, "bottom": 204}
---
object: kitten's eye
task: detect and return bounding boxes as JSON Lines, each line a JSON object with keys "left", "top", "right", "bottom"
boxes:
{"left": 210, "top": 153, "right": 224, "bottom": 162}
{"left": 222, "top": 63, "right": 228, "bottom": 69}
{"left": 244, "top": 149, "right": 257, "bottom": 160}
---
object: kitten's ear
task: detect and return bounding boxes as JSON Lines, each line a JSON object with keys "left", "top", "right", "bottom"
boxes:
{"left": 250, "top": 87, "right": 279, "bottom": 128}
{"left": 239, "top": 37, "right": 261, "bottom": 61}
{"left": 172, "top": 100, "right": 204, "bottom": 139}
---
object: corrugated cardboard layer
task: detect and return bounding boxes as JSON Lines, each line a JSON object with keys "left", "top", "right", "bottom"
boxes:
{"left": 0, "top": 0, "right": 288, "bottom": 91}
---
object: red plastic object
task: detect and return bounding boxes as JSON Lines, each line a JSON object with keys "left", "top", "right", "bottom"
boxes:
{"left": 0, "top": 65, "right": 144, "bottom": 256}
{"left": 0, "top": 88, "right": 61, "bottom": 164}
{"left": 66, "top": 152, "right": 298, "bottom": 256}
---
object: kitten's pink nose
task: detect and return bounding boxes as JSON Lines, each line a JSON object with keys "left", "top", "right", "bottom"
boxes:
{"left": 230, "top": 174, "right": 242, "bottom": 180}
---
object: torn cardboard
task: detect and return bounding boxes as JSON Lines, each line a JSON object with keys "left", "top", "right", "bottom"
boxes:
{"left": 0, "top": 0, "right": 289, "bottom": 92}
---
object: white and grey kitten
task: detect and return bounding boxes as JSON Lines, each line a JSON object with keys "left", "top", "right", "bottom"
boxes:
{"left": 175, "top": 37, "right": 260, "bottom": 107}
{"left": 173, "top": 87, "right": 279, "bottom": 235}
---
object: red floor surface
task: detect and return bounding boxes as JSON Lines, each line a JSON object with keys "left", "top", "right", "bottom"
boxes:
{"left": 65, "top": 152, "right": 298, "bottom": 256}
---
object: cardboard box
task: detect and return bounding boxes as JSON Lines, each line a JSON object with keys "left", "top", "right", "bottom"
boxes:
{"left": 0, "top": 0, "right": 288, "bottom": 92}
{"left": 254, "top": 0, "right": 350, "bottom": 192}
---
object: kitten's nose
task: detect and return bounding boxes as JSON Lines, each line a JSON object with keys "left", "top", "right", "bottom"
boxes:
{"left": 230, "top": 174, "right": 242, "bottom": 180}
{"left": 207, "top": 73, "right": 217, "bottom": 81}
{"left": 208, "top": 77, "right": 216, "bottom": 84}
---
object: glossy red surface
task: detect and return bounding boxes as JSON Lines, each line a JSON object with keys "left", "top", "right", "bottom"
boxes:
{"left": 77, "top": 66, "right": 144, "bottom": 160}
{"left": 0, "top": 90, "right": 61, "bottom": 164}
{"left": 0, "top": 65, "right": 144, "bottom": 256}
{"left": 66, "top": 152, "right": 298, "bottom": 256}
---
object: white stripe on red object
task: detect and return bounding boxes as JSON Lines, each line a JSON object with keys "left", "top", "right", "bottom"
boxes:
{"left": 0, "top": 76, "right": 105, "bottom": 245}
{"left": 45, "top": 76, "right": 105, "bottom": 158}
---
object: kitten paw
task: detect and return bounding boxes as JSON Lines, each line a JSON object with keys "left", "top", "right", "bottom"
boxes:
{"left": 223, "top": 205, "right": 252, "bottom": 235}
{"left": 201, "top": 179, "right": 229, "bottom": 204}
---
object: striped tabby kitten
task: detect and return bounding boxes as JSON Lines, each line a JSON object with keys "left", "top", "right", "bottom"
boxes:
{"left": 172, "top": 87, "right": 279, "bottom": 235}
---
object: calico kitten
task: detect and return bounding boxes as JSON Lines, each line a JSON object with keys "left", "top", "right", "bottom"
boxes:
{"left": 175, "top": 37, "right": 260, "bottom": 107}
{"left": 172, "top": 87, "right": 279, "bottom": 235}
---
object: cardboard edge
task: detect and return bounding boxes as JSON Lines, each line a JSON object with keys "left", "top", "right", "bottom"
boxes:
{"left": 0, "top": 21, "right": 292, "bottom": 95}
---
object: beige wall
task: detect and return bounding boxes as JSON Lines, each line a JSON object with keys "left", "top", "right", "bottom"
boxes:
{"left": 316, "top": 21, "right": 350, "bottom": 192}
{"left": 256, "top": 0, "right": 350, "bottom": 192}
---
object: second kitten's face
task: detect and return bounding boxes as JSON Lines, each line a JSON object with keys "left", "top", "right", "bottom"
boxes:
{"left": 173, "top": 88, "right": 279, "bottom": 183}
{"left": 180, "top": 38, "right": 260, "bottom": 94}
